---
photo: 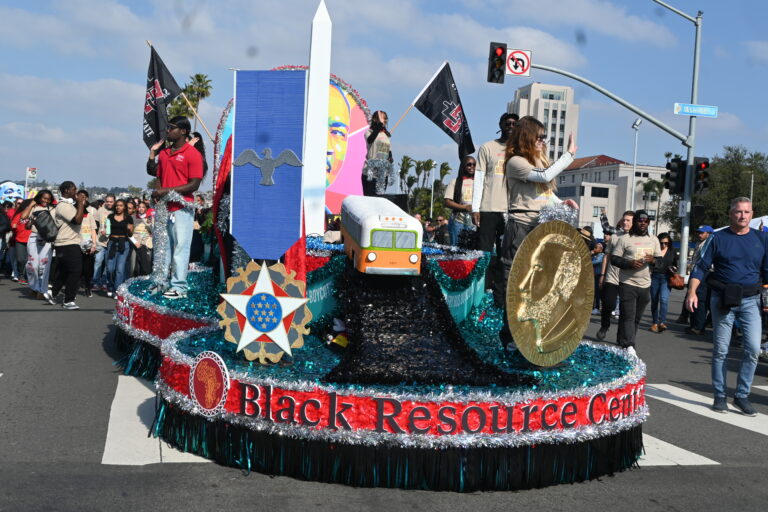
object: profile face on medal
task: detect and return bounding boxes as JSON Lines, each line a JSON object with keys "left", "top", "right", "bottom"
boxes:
{"left": 507, "top": 221, "right": 593, "bottom": 367}
{"left": 518, "top": 233, "right": 581, "bottom": 351}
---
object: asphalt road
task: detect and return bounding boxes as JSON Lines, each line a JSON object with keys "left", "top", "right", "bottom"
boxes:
{"left": 1, "top": 277, "right": 767, "bottom": 512}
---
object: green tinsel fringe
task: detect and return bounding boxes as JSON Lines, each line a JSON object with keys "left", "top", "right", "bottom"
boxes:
{"left": 114, "top": 328, "right": 162, "bottom": 380}
{"left": 306, "top": 254, "right": 347, "bottom": 285}
{"left": 153, "top": 399, "right": 644, "bottom": 492}
{"left": 425, "top": 253, "right": 491, "bottom": 292}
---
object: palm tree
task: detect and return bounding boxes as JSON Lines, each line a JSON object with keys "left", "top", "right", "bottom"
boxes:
{"left": 405, "top": 175, "right": 418, "bottom": 210}
{"left": 187, "top": 74, "right": 213, "bottom": 131}
{"left": 421, "top": 159, "right": 436, "bottom": 188}
{"left": 413, "top": 161, "right": 424, "bottom": 191}
{"left": 664, "top": 152, "right": 672, "bottom": 163}
{"left": 438, "top": 162, "right": 452, "bottom": 184}
{"left": 641, "top": 178, "right": 665, "bottom": 232}
{"left": 167, "top": 73, "right": 213, "bottom": 129}
{"left": 398, "top": 155, "right": 414, "bottom": 193}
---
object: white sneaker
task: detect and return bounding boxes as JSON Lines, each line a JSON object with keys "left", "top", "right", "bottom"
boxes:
{"left": 62, "top": 301, "right": 80, "bottom": 310}
{"left": 43, "top": 291, "right": 57, "bottom": 305}
{"left": 626, "top": 346, "right": 637, "bottom": 357}
{"left": 106, "top": 291, "right": 113, "bottom": 298}
{"left": 592, "top": 308, "right": 600, "bottom": 315}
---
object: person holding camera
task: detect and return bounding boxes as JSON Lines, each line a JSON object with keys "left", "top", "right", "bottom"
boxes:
{"left": 45, "top": 181, "right": 87, "bottom": 310}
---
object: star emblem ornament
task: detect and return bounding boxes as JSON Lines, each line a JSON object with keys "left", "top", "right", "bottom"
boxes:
{"left": 220, "top": 263, "right": 308, "bottom": 356}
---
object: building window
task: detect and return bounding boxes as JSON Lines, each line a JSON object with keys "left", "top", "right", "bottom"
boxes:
{"left": 591, "top": 187, "right": 609, "bottom": 198}
{"left": 560, "top": 110, "right": 566, "bottom": 119}
{"left": 551, "top": 124, "right": 556, "bottom": 132}
{"left": 558, "top": 138, "right": 564, "bottom": 147}
{"left": 592, "top": 206, "right": 600, "bottom": 218}
{"left": 642, "top": 172, "right": 649, "bottom": 177}
{"left": 559, "top": 176, "right": 565, "bottom": 184}
{"left": 542, "top": 90, "right": 563, "bottom": 101}
{"left": 571, "top": 174, "right": 575, "bottom": 183}
{"left": 648, "top": 209, "right": 657, "bottom": 219}
{"left": 559, "top": 186, "right": 576, "bottom": 197}
{"left": 650, "top": 194, "right": 657, "bottom": 201}
{"left": 550, "top": 138, "right": 555, "bottom": 145}
{"left": 581, "top": 173, "right": 587, "bottom": 182}
{"left": 635, "top": 172, "right": 641, "bottom": 177}
{"left": 596, "top": 171, "right": 602, "bottom": 181}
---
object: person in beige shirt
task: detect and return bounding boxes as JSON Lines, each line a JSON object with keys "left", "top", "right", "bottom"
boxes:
{"left": 609, "top": 210, "right": 662, "bottom": 355}
{"left": 45, "top": 181, "right": 86, "bottom": 309}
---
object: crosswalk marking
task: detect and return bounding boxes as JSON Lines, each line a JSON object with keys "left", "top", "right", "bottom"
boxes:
{"left": 639, "top": 434, "right": 719, "bottom": 466}
{"left": 102, "top": 376, "right": 208, "bottom": 465}
{"left": 646, "top": 384, "right": 768, "bottom": 436}
{"left": 752, "top": 385, "right": 768, "bottom": 393}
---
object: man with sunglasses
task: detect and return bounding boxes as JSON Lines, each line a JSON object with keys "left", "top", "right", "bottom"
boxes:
{"left": 146, "top": 116, "right": 203, "bottom": 299}
{"left": 471, "top": 112, "right": 518, "bottom": 305}
{"left": 609, "top": 209, "right": 661, "bottom": 356}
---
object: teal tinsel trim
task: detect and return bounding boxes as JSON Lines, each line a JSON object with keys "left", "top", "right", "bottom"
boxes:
{"left": 306, "top": 254, "right": 347, "bottom": 285}
{"left": 425, "top": 253, "right": 490, "bottom": 292}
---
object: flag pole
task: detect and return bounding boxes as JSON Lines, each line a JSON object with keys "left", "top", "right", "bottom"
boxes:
{"left": 145, "top": 40, "right": 214, "bottom": 143}
{"left": 390, "top": 104, "right": 413, "bottom": 134}
{"left": 180, "top": 92, "right": 215, "bottom": 143}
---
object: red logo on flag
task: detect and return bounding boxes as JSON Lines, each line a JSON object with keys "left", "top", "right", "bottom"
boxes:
{"left": 442, "top": 101, "right": 463, "bottom": 134}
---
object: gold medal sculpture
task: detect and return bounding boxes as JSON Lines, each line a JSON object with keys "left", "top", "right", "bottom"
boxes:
{"left": 506, "top": 220, "right": 594, "bottom": 366}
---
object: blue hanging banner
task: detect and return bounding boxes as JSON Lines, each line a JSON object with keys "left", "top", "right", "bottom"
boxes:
{"left": 231, "top": 70, "right": 306, "bottom": 260}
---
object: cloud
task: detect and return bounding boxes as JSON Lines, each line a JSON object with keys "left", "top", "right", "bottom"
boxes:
{"left": 744, "top": 41, "right": 768, "bottom": 63}
{"left": 0, "top": 122, "right": 67, "bottom": 143}
{"left": 490, "top": 0, "right": 676, "bottom": 47}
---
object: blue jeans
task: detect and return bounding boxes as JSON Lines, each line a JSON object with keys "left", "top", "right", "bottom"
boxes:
{"left": 161, "top": 208, "right": 194, "bottom": 294}
{"left": 92, "top": 245, "right": 107, "bottom": 286}
{"left": 448, "top": 218, "right": 473, "bottom": 246}
{"left": 710, "top": 292, "right": 761, "bottom": 399}
{"left": 106, "top": 239, "right": 130, "bottom": 293}
{"left": 650, "top": 273, "right": 670, "bottom": 324}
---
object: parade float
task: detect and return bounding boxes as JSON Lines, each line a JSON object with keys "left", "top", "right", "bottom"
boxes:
{"left": 114, "top": 1, "right": 647, "bottom": 492}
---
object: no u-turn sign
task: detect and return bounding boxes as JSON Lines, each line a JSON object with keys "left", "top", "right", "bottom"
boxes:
{"left": 506, "top": 49, "right": 532, "bottom": 77}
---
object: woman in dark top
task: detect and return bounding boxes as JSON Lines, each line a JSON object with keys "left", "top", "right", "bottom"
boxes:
{"left": 650, "top": 232, "right": 678, "bottom": 332}
{"left": 105, "top": 199, "right": 134, "bottom": 298}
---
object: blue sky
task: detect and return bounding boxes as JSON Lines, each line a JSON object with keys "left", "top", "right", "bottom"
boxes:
{"left": 0, "top": 0, "right": 765, "bottom": 190}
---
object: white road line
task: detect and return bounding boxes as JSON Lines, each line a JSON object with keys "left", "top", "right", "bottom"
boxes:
{"left": 639, "top": 434, "right": 719, "bottom": 466}
{"left": 752, "top": 385, "right": 768, "bottom": 393}
{"left": 102, "top": 376, "right": 208, "bottom": 465}
{"left": 646, "top": 384, "right": 768, "bottom": 436}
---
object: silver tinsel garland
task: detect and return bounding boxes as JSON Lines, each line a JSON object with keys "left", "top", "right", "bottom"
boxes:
{"left": 155, "top": 377, "right": 647, "bottom": 449}
{"left": 148, "top": 191, "right": 197, "bottom": 289}
{"left": 363, "top": 159, "right": 394, "bottom": 195}
{"left": 537, "top": 203, "right": 579, "bottom": 226}
{"left": 155, "top": 336, "right": 648, "bottom": 448}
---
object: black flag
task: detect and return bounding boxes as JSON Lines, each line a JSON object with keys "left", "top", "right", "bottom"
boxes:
{"left": 142, "top": 47, "right": 182, "bottom": 148}
{"left": 413, "top": 62, "right": 475, "bottom": 159}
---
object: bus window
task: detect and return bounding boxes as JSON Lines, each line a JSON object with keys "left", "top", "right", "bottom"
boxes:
{"left": 371, "top": 230, "right": 393, "bottom": 248}
{"left": 395, "top": 231, "right": 416, "bottom": 249}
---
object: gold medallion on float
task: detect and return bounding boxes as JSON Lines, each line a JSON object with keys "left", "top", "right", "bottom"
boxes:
{"left": 506, "top": 220, "right": 594, "bottom": 367}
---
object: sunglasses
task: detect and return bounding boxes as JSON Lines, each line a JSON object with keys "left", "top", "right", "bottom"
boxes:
{"left": 465, "top": 162, "right": 476, "bottom": 167}
{"left": 537, "top": 135, "right": 547, "bottom": 141}
{"left": 167, "top": 125, "right": 179, "bottom": 131}
{"left": 660, "top": 242, "right": 669, "bottom": 245}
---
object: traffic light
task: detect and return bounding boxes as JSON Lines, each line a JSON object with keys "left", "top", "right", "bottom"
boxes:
{"left": 487, "top": 42, "right": 507, "bottom": 84}
{"left": 664, "top": 157, "right": 687, "bottom": 195}
{"left": 693, "top": 157, "right": 710, "bottom": 193}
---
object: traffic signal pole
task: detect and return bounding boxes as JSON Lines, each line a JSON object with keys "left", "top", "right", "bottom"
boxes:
{"left": 524, "top": 1, "right": 702, "bottom": 276}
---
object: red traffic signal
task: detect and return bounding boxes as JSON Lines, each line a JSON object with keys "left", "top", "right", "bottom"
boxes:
{"left": 693, "top": 157, "right": 710, "bottom": 193}
{"left": 487, "top": 42, "right": 507, "bottom": 84}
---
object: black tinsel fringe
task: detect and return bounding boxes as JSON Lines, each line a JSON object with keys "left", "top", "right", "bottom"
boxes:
{"left": 114, "top": 328, "right": 161, "bottom": 380}
{"left": 154, "top": 400, "right": 644, "bottom": 492}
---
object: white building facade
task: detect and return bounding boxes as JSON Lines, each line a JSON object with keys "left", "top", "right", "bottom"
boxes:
{"left": 556, "top": 155, "right": 673, "bottom": 236}
{"left": 507, "top": 82, "right": 580, "bottom": 162}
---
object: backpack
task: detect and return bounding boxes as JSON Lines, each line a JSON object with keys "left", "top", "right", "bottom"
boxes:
{"left": 33, "top": 209, "right": 59, "bottom": 242}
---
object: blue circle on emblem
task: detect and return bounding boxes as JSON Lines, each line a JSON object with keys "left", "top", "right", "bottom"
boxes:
{"left": 246, "top": 293, "right": 283, "bottom": 333}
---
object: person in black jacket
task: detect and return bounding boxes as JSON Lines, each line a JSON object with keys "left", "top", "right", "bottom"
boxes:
{"left": 649, "top": 232, "right": 678, "bottom": 332}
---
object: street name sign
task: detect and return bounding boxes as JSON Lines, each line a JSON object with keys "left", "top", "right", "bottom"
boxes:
{"left": 674, "top": 103, "right": 718, "bottom": 118}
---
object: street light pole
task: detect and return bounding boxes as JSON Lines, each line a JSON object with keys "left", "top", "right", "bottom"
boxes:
{"left": 651, "top": 0, "right": 702, "bottom": 276}
{"left": 630, "top": 118, "right": 642, "bottom": 211}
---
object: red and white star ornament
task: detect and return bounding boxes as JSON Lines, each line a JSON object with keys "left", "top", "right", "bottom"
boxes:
{"left": 218, "top": 262, "right": 310, "bottom": 363}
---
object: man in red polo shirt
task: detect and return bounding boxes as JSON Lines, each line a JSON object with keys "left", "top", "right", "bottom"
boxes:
{"left": 146, "top": 116, "right": 203, "bottom": 298}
